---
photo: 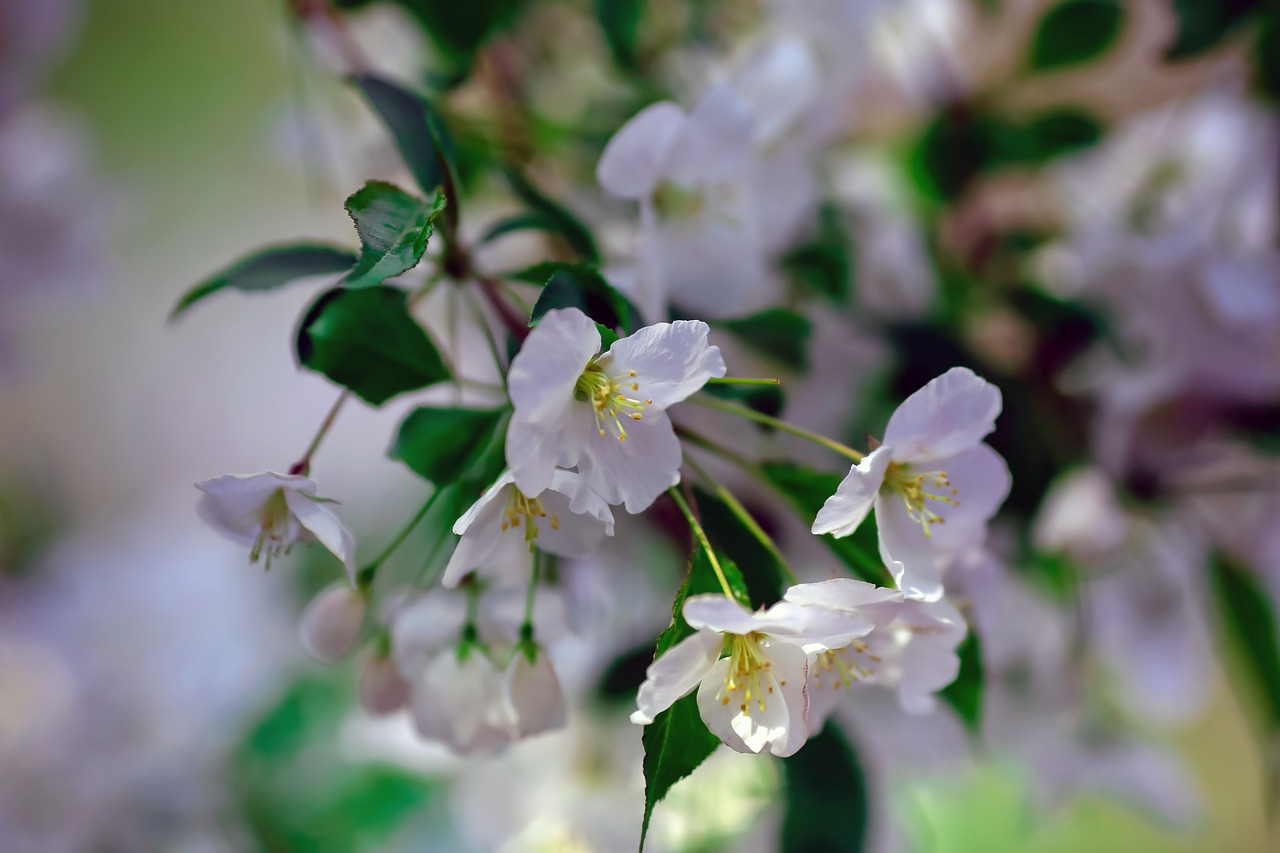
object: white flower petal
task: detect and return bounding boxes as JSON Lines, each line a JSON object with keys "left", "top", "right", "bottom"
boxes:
{"left": 918, "top": 444, "right": 1011, "bottom": 551}
{"left": 597, "top": 101, "right": 687, "bottom": 199}
{"left": 631, "top": 628, "right": 723, "bottom": 725}
{"left": 391, "top": 591, "right": 467, "bottom": 676}
{"left": 575, "top": 410, "right": 681, "bottom": 513}
{"left": 508, "top": 307, "right": 600, "bottom": 428}
{"left": 598, "top": 319, "right": 726, "bottom": 412}
{"left": 506, "top": 419, "right": 585, "bottom": 498}
{"left": 284, "top": 489, "right": 357, "bottom": 581}
{"left": 298, "top": 584, "right": 366, "bottom": 663}
{"left": 682, "top": 594, "right": 758, "bottom": 636}
{"left": 883, "top": 367, "right": 1002, "bottom": 462}
{"left": 503, "top": 650, "right": 568, "bottom": 738}
{"left": 756, "top": 600, "right": 875, "bottom": 651}
{"left": 783, "top": 578, "right": 905, "bottom": 611}
{"left": 876, "top": 494, "right": 946, "bottom": 602}
{"left": 358, "top": 651, "right": 410, "bottom": 716}
{"left": 667, "top": 84, "right": 755, "bottom": 185}
{"left": 548, "top": 468, "right": 615, "bottom": 533}
{"left": 412, "top": 651, "right": 510, "bottom": 754}
{"left": 453, "top": 472, "right": 515, "bottom": 536}
{"left": 812, "top": 445, "right": 894, "bottom": 537}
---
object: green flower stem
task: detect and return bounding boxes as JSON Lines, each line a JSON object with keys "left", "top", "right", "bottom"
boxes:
{"left": 682, "top": 453, "right": 799, "bottom": 586}
{"left": 704, "top": 376, "right": 781, "bottom": 386}
{"left": 688, "top": 394, "right": 864, "bottom": 462}
{"left": 667, "top": 486, "right": 735, "bottom": 599}
{"left": 357, "top": 488, "right": 443, "bottom": 588}
{"left": 289, "top": 390, "right": 350, "bottom": 476}
{"left": 520, "top": 548, "right": 540, "bottom": 654}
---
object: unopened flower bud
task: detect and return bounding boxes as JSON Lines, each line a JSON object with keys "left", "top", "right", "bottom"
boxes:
{"left": 358, "top": 649, "right": 410, "bottom": 715}
{"left": 502, "top": 644, "right": 567, "bottom": 739}
{"left": 299, "top": 584, "right": 366, "bottom": 663}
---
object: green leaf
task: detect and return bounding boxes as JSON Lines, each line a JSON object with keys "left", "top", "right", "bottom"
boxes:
{"left": 640, "top": 544, "right": 748, "bottom": 849}
{"left": 640, "top": 694, "right": 721, "bottom": 851}
{"left": 781, "top": 722, "right": 869, "bottom": 853}
{"left": 759, "top": 461, "right": 892, "bottom": 586}
{"left": 702, "top": 382, "right": 785, "bottom": 421}
{"left": 907, "top": 114, "right": 998, "bottom": 203}
{"left": 1255, "top": 12, "right": 1280, "bottom": 102}
{"left": 939, "top": 630, "right": 983, "bottom": 729}
{"left": 505, "top": 170, "right": 600, "bottom": 261}
{"left": 1166, "top": 0, "right": 1263, "bottom": 60}
{"left": 596, "top": 0, "right": 643, "bottom": 70}
{"left": 393, "top": 0, "right": 526, "bottom": 71}
{"left": 1017, "top": 110, "right": 1104, "bottom": 160}
{"left": 1211, "top": 555, "right": 1280, "bottom": 724}
{"left": 170, "top": 244, "right": 356, "bottom": 319}
{"left": 390, "top": 407, "right": 508, "bottom": 484}
{"left": 342, "top": 182, "right": 446, "bottom": 289}
{"left": 693, "top": 486, "right": 787, "bottom": 605}
{"left": 351, "top": 74, "right": 456, "bottom": 198}
{"left": 1028, "top": 0, "right": 1125, "bottom": 72}
{"left": 780, "top": 203, "right": 851, "bottom": 302}
{"left": 296, "top": 285, "right": 449, "bottom": 406}
{"left": 521, "top": 262, "right": 639, "bottom": 334}
{"left": 722, "top": 308, "right": 811, "bottom": 370}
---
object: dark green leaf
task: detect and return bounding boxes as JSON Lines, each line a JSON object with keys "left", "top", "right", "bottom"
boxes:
{"left": 702, "top": 382, "right": 785, "bottom": 420}
{"left": 780, "top": 203, "right": 851, "bottom": 301}
{"left": 1165, "top": 0, "right": 1263, "bottom": 60}
{"left": 390, "top": 407, "right": 508, "bottom": 484}
{"left": 1255, "top": 12, "right": 1280, "bottom": 101}
{"left": 722, "top": 308, "right": 811, "bottom": 370}
{"left": 1017, "top": 110, "right": 1104, "bottom": 160}
{"left": 393, "top": 0, "right": 526, "bottom": 70}
{"left": 596, "top": 0, "right": 644, "bottom": 70}
{"left": 760, "top": 461, "right": 892, "bottom": 586}
{"left": 782, "top": 722, "right": 869, "bottom": 853}
{"left": 693, "top": 486, "right": 786, "bottom": 605}
{"left": 1211, "top": 555, "right": 1280, "bottom": 724}
{"left": 907, "top": 113, "right": 998, "bottom": 202}
{"left": 342, "top": 182, "right": 446, "bottom": 289}
{"left": 351, "top": 74, "right": 456, "bottom": 198}
{"left": 297, "top": 285, "right": 449, "bottom": 406}
{"left": 939, "top": 630, "right": 983, "bottom": 729}
{"left": 521, "top": 262, "right": 639, "bottom": 334}
{"left": 640, "top": 543, "right": 747, "bottom": 848}
{"left": 640, "top": 694, "right": 721, "bottom": 851}
{"left": 1028, "top": 0, "right": 1125, "bottom": 72}
{"left": 505, "top": 170, "right": 600, "bottom": 261}
{"left": 170, "top": 244, "right": 355, "bottom": 319}
{"left": 479, "top": 212, "right": 563, "bottom": 244}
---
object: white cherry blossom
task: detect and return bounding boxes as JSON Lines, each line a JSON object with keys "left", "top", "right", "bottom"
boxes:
{"left": 631, "top": 593, "right": 872, "bottom": 757}
{"left": 812, "top": 367, "right": 1010, "bottom": 600}
{"left": 443, "top": 469, "right": 614, "bottom": 588}
{"left": 297, "top": 583, "right": 366, "bottom": 663}
{"left": 195, "top": 471, "right": 356, "bottom": 581}
{"left": 506, "top": 307, "right": 725, "bottom": 513}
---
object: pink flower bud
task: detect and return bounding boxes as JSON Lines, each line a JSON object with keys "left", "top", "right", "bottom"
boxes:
{"left": 358, "top": 650, "right": 410, "bottom": 715}
{"left": 298, "top": 584, "right": 365, "bottom": 663}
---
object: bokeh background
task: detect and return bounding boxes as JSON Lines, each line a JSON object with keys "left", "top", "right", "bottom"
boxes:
{"left": 1, "top": 0, "right": 1278, "bottom": 851}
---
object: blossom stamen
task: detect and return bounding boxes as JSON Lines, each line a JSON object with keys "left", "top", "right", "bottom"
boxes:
{"left": 574, "top": 362, "right": 652, "bottom": 441}
{"left": 882, "top": 462, "right": 960, "bottom": 538}
{"left": 503, "top": 488, "right": 556, "bottom": 552}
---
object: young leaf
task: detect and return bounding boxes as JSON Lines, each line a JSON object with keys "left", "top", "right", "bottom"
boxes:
{"left": 759, "top": 461, "right": 892, "bottom": 586}
{"left": 390, "top": 407, "right": 508, "bottom": 484}
{"left": 520, "top": 262, "right": 640, "bottom": 334}
{"left": 939, "top": 630, "right": 983, "bottom": 729}
{"left": 505, "top": 169, "right": 600, "bottom": 261}
{"left": 297, "top": 285, "right": 449, "bottom": 406}
{"left": 351, "top": 74, "right": 456, "bottom": 198}
{"left": 640, "top": 544, "right": 747, "bottom": 849}
{"left": 722, "top": 308, "right": 811, "bottom": 370}
{"left": 1028, "top": 0, "right": 1125, "bottom": 72}
{"left": 1165, "top": 0, "right": 1263, "bottom": 60}
{"left": 1211, "top": 555, "right": 1280, "bottom": 724}
{"left": 343, "top": 183, "right": 446, "bottom": 289}
{"left": 781, "top": 722, "right": 869, "bottom": 852}
{"left": 170, "top": 244, "right": 356, "bottom": 320}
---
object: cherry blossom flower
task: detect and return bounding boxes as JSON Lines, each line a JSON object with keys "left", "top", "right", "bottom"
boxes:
{"left": 506, "top": 307, "right": 725, "bottom": 513}
{"left": 631, "top": 592, "right": 872, "bottom": 757}
{"left": 502, "top": 643, "right": 568, "bottom": 739}
{"left": 297, "top": 583, "right": 366, "bottom": 663}
{"left": 812, "top": 367, "right": 1010, "bottom": 600}
{"left": 195, "top": 471, "right": 356, "bottom": 581}
{"left": 443, "top": 469, "right": 615, "bottom": 588}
